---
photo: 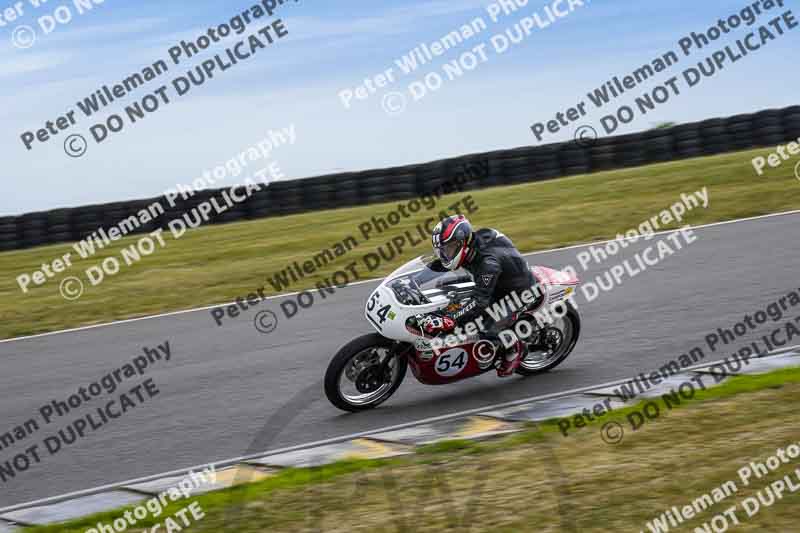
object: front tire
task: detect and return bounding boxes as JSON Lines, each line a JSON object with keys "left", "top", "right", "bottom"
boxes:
{"left": 324, "top": 334, "right": 408, "bottom": 412}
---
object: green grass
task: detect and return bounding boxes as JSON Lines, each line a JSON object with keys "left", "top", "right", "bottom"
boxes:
{"left": 23, "top": 365, "right": 800, "bottom": 533}
{"left": 1, "top": 146, "right": 798, "bottom": 339}
{"left": 20, "top": 459, "right": 397, "bottom": 533}
{"left": 537, "top": 364, "right": 800, "bottom": 437}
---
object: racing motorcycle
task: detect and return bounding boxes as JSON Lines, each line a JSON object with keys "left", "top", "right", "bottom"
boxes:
{"left": 324, "top": 256, "right": 581, "bottom": 412}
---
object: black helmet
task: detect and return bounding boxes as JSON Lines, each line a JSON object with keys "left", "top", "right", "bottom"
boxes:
{"left": 431, "top": 215, "right": 473, "bottom": 270}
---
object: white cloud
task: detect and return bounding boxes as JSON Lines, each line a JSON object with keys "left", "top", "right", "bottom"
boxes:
{"left": 0, "top": 52, "right": 71, "bottom": 77}
{"left": 45, "top": 17, "right": 168, "bottom": 42}
{"left": 285, "top": 0, "right": 489, "bottom": 42}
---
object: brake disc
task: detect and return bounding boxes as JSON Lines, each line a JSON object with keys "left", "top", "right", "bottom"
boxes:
{"left": 354, "top": 367, "right": 384, "bottom": 393}
{"left": 543, "top": 327, "right": 564, "bottom": 352}
{"left": 345, "top": 350, "right": 381, "bottom": 382}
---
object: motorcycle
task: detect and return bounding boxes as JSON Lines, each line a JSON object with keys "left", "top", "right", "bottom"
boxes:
{"left": 324, "top": 255, "right": 581, "bottom": 412}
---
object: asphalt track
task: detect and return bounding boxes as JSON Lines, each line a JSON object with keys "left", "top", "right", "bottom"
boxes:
{"left": 1, "top": 212, "right": 798, "bottom": 507}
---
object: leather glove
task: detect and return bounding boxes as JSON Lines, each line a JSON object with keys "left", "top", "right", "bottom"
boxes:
{"left": 420, "top": 314, "right": 456, "bottom": 335}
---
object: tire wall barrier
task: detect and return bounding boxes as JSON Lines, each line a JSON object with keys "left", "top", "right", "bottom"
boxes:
{"left": 2, "top": 105, "right": 799, "bottom": 252}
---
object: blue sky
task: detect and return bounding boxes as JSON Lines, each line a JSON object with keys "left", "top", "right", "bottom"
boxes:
{"left": 2, "top": 0, "right": 798, "bottom": 215}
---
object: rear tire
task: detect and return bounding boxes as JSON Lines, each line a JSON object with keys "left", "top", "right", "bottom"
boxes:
{"left": 324, "top": 334, "right": 408, "bottom": 412}
{"left": 516, "top": 303, "right": 581, "bottom": 376}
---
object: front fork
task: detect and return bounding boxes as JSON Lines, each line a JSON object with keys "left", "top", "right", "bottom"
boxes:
{"left": 380, "top": 342, "right": 413, "bottom": 382}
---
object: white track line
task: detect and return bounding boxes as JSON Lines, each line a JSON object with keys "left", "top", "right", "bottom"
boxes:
{"left": 2, "top": 346, "right": 797, "bottom": 514}
{"left": 2, "top": 208, "right": 798, "bottom": 345}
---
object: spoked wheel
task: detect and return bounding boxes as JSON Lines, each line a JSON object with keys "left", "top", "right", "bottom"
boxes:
{"left": 324, "top": 334, "right": 408, "bottom": 412}
{"left": 516, "top": 303, "right": 581, "bottom": 376}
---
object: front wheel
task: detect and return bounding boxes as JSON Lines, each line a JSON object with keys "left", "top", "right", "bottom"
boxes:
{"left": 324, "top": 334, "right": 408, "bottom": 412}
{"left": 515, "top": 303, "right": 581, "bottom": 376}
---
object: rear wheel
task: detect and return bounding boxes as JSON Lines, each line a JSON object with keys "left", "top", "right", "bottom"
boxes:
{"left": 516, "top": 303, "right": 581, "bottom": 376}
{"left": 324, "top": 334, "right": 408, "bottom": 412}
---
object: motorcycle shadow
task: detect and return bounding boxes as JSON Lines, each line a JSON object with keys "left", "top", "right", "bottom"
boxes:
{"left": 332, "top": 367, "right": 580, "bottom": 420}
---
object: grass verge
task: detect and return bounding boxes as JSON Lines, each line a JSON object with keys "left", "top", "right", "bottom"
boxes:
{"left": 22, "top": 364, "right": 800, "bottom": 532}
{"left": 1, "top": 147, "right": 798, "bottom": 338}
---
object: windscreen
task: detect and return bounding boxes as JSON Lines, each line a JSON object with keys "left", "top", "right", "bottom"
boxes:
{"left": 384, "top": 256, "right": 474, "bottom": 306}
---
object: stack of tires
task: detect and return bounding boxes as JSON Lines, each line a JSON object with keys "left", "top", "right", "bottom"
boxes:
{"left": 101, "top": 201, "right": 141, "bottom": 235}
{"left": 302, "top": 175, "right": 341, "bottom": 211}
{"left": 246, "top": 186, "right": 273, "bottom": 220}
{"left": 752, "top": 109, "right": 785, "bottom": 147}
{"left": 269, "top": 180, "right": 306, "bottom": 216}
{"left": 612, "top": 133, "right": 648, "bottom": 168}
{"left": 725, "top": 113, "right": 755, "bottom": 151}
{"left": 415, "top": 162, "right": 452, "bottom": 194}
{"left": 330, "top": 171, "right": 361, "bottom": 208}
{"left": 672, "top": 123, "right": 703, "bottom": 159}
{"left": 0, "top": 216, "right": 19, "bottom": 251}
{"left": 496, "top": 152, "right": 535, "bottom": 184}
{"left": 73, "top": 205, "right": 104, "bottom": 242}
{"left": 161, "top": 194, "right": 192, "bottom": 230}
{"left": 783, "top": 106, "right": 800, "bottom": 140}
{"left": 496, "top": 146, "right": 563, "bottom": 184}
{"left": 484, "top": 157, "right": 506, "bottom": 187}
{"left": 215, "top": 187, "right": 249, "bottom": 224}
{"left": 385, "top": 172, "right": 418, "bottom": 200}
{"left": 558, "top": 143, "right": 591, "bottom": 176}
{"left": 46, "top": 209, "right": 74, "bottom": 244}
{"left": 19, "top": 212, "right": 49, "bottom": 248}
{"left": 698, "top": 118, "right": 730, "bottom": 155}
{"left": 358, "top": 169, "right": 416, "bottom": 205}
{"left": 642, "top": 128, "right": 675, "bottom": 163}
{"left": 588, "top": 138, "right": 617, "bottom": 171}
{"left": 530, "top": 146, "right": 563, "bottom": 181}
{"left": 130, "top": 199, "right": 163, "bottom": 234}
{"left": 448, "top": 157, "right": 490, "bottom": 191}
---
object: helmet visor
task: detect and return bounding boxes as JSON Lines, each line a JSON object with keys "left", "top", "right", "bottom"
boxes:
{"left": 438, "top": 240, "right": 462, "bottom": 263}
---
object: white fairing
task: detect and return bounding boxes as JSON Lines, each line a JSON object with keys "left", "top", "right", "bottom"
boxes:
{"left": 363, "top": 257, "right": 449, "bottom": 343}
{"left": 364, "top": 257, "right": 579, "bottom": 344}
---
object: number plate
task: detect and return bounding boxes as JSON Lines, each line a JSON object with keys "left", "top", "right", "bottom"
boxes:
{"left": 434, "top": 348, "right": 469, "bottom": 377}
{"left": 365, "top": 289, "right": 393, "bottom": 331}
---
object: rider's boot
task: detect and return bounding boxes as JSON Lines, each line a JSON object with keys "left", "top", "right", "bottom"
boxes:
{"left": 496, "top": 340, "right": 525, "bottom": 377}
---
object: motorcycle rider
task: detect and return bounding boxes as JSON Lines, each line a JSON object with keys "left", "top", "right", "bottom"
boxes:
{"left": 419, "top": 215, "right": 538, "bottom": 377}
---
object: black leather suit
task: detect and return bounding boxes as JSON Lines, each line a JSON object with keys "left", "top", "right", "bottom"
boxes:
{"left": 425, "top": 228, "right": 537, "bottom": 331}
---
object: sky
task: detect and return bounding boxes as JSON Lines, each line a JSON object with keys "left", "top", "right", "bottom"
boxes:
{"left": 2, "top": 0, "right": 798, "bottom": 215}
